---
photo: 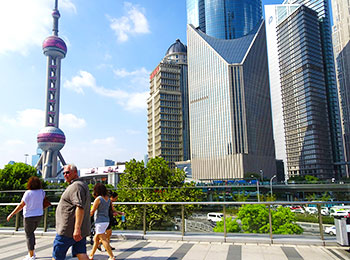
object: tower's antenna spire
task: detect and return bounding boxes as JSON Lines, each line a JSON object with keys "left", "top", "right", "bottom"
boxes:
{"left": 52, "top": 0, "right": 60, "bottom": 36}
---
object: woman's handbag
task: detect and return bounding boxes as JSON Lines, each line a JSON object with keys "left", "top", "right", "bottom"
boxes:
{"left": 43, "top": 196, "right": 51, "bottom": 209}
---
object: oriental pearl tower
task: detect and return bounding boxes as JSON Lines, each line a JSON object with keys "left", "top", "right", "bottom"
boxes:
{"left": 36, "top": 0, "right": 67, "bottom": 179}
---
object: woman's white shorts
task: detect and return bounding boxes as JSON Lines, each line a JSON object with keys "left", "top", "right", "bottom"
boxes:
{"left": 95, "top": 222, "right": 109, "bottom": 234}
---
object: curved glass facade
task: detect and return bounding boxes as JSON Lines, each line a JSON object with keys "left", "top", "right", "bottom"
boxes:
{"left": 187, "top": 0, "right": 262, "bottom": 39}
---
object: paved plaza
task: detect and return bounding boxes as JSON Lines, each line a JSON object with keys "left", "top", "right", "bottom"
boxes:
{"left": 1, "top": 232, "right": 350, "bottom": 260}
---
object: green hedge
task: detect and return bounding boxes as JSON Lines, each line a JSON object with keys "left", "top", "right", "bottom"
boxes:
{"left": 295, "top": 213, "right": 334, "bottom": 224}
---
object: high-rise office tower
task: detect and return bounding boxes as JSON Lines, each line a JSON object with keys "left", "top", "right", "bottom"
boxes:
{"left": 277, "top": 5, "right": 334, "bottom": 179}
{"left": 332, "top": 0, "right": 350, "bottom": 177}
{"left": 187, "top": 0, "right": 276, "bottom": 180}
{"left": 265, "top": 4, "right": 299, "bottom": 178}
{"left": 147, "top": 39, "right": 190, "bottom": 163}
{"left": 283, "top": 0, "right": 344, "bottom": 177}
{"left": 187, "top": 0, "right": 262, "bottom": 39}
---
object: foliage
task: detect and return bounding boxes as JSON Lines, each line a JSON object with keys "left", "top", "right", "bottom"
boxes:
{"left": 213, "top": 217, "right": 241, "bottom": 233}
{"left": 306, "top": 192, "right": 331, "bottom": 202}
{"left": 116, "top": 157, "right": 204, "bottom": 230}
{"left": 261, "top": 194, "right": 276, "bottom": 202}
{"left": 232, "top": 192, "right": 250, "bottom": 202}
{"left": 0, "top": 163, "right": 42, "bottom": 203}
{"left": 226, "top": 207, "right": 239, "bottom": 215}
{"left": 263, "top": 194, "right": 276, "bottom": 201}
{"left": 237, "top": 205, "right": 303, "bottom": 234}
{"left": 294, "top": 213, "right": 334, "bottom": 225}
{"left": 304, "top": 175, "right": 319, "bottom": 183}
{"left": 0, "top": 163, "right": 39, "bottom": 191}
{"left": 333, "top": 192, "right": 350, "bottom": 201}
{"left": 288, "top": 175, "right": 319, "bottom": 183}
{"left": 271, "top": 207, "right": 303, "bottom": 234}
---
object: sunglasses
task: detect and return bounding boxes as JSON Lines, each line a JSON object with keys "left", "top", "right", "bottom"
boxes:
{"left": 63, "top": 171, "right": 70, "bottom": 175}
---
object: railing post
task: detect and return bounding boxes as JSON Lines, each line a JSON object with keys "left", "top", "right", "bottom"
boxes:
{"left": 143, "top": 205, "right": 146, "bottom": 236}
{"left": 317, "top": 203, "right": 324, "bottom": 242}
{"left": 43, "top": 208, "right": 48, "bottom": 232}
{"left": 223, "top": 205, "right": 226, "bottom": 241}
{"left": 181, "top": 205, "right": 185, "bottom": 237}
{"left": 15, "top": 213, "right": 20, "bottom": 231}
{"left": 268, "top": 205, "right": 273, "bottom": 243}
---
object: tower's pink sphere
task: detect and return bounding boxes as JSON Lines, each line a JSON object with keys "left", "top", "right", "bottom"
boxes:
{"left": 37, "top": 127, "right": 65, "bottom": 151}
{"left": 42, "top": 36, "right": 67, "bottom": 57}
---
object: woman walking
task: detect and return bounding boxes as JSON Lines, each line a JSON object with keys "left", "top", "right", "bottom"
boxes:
{"left": 89, "top": 183, "right": 115, "bottom": 260}
{"left": 7, "top": 176, "right": 46, "bottom": 260}
{"left": 97, "top": 191, "right": 124, "bottom": 251}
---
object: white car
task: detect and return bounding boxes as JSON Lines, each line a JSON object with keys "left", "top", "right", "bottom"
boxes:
{"left": 290, "top": 207, "right": 305, "bottom": 214}
{"left": 321, "top": 207, "right": 329, "bottom": 216}
{"left": 207, "top": 212, "right": 224, "bottom": 222}
{"left": 305, "top": 207, "right": 318, "bottom": 214}
{"left": 325, "top": 226, "right": 336, "bottom": 236}
{"left": 330, "top": 208, "right": 350, "bottom": 217}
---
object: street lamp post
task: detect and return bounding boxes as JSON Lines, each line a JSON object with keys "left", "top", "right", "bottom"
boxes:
{"left": 270, "top": 175, "right": 277, "bottom": 196}
{"left": 251, "top": 175, "right": 260, "bottom": 202}
{"left": 259, "top": 169, "right": 264, "bottom": 182}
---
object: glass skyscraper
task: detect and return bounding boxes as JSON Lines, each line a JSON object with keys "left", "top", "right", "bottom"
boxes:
{"left": 277, "top": 5, "right": 334, "bottom": 179}
{"left": 187, "top": 0, "right": 276, "bottom": 180}
{"left": 187, "top": 0, "right": 262, "bottom": 39}
{"left": 332, "top": 0, "right": 350, "bottom": 177}
{"left": 265, "top": 4, "right": 299, "bottom": 179}
{"left": 283, "top": 0, "right": 344, "bottom": 177}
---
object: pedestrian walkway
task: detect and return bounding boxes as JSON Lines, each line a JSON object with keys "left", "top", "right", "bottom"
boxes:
{"left": 1, "top": 234, "right": 350, "bottom": 260}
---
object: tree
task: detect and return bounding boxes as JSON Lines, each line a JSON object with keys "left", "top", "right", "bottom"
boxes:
{"left": 262, "top": 194, "right": 276, "bottom": 202}
{"left": 116, "top": 157, "right": 204, "bottom": 230}
{"left": 0, "top": 163, "right": 42, "bottom": 225}
{"left": 288, "top": 175, "right": 319, "bottom": 184}
{"left": 0, "top": 163, "right": 38, "bottom": 190}
{"left": 232, "top": 192, "right": 250, "bottom": 202}
{"left": 304, "top": 175, "right": 319, "bottom": 184}
{"left": 306, "top": 192, "right": 330, "bottom": 202}
{"left": 213, "top": 217, "right": 241, "bottom": 233}
{"left": 237, "top": 205, "right": 303, "bottom": 234}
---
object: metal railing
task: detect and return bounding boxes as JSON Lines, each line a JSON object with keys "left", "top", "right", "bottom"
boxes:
{"left": 1, "top": 200, "right": 347, "bottom": 243}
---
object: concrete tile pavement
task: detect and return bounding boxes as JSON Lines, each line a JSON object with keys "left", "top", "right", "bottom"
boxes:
{"left": 1, "top": 234, "right": 350, "bottom": 260}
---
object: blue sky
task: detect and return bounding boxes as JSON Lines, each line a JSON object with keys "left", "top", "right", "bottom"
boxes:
{"left": 0, "top": 0, "right": 283, "bottom": 169}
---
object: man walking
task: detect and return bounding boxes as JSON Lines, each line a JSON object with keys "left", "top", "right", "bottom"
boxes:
{"left": 52, "top": 164, "right": 91, "bottom": 260}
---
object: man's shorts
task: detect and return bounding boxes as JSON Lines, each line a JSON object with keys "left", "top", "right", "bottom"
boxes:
{"left": 52, "top": 234, "right": 86, "bottom": 260}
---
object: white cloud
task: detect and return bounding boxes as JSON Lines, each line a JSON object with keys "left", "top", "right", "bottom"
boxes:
{"left": 1, "top": 109, "right": 86, "bottom": 129}
{"left": 60, "top": 136, "right": 127, "bottom": 168}
{"left": 0, "top": 0, "right": 76, "bottom": 55}
{"left": 108, "top": 2, "right": 150, "bottom": 42}
{"left": 61, "top": 0, "right": 77, "bottom": 14}
{"left": 5, "top": 139, "right": 25, "bottom": 146}
{"left": 64, "top": 70, "right": 95, "bottom": 94}
{"left": 61, "top": 113, "right": 87, "bottom": 129}
{"left": 114, "top": 67, "right": 148, "bottom": 78}
{"left": 64, "top": 70, "right": 149, "bottom": 111}
{"left": 114, "top": 67, "right": 149, "bottom": 89}
{"left": 92, "top": 137, "right": 116, "bottom": 145}
{"left": 2, "top": 109, "right": 43, "bottom": 127}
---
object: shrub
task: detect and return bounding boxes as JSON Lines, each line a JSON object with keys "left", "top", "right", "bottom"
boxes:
{"left": 213, "top": 217, "right": 241, "bottom": 233}
{"left": 237, "top": 205, "right": 303, "bottom": 234}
